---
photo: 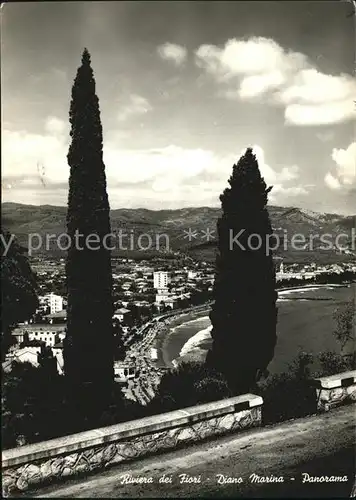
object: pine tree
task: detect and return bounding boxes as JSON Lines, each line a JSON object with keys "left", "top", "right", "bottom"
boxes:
{"left": 64, "top": 49, "right": 114, "bottom": 416}
{"left": 206, "top": 148, "right": 278, "bottom": 394}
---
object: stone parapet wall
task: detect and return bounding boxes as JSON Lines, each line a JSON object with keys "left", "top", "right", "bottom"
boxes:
{"left": 4, "top": 370, "right": 356, "bottom": 497}
{"left": 2, "top": 393, "right": 262, "bottom": 496}
{"left": 312, "top": 370, "right": 356, "bottom": 412}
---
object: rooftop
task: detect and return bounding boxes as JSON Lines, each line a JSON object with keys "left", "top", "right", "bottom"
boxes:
{"left": 12, "top": 324, "right": 66, "bottom": 334}
{"left": 45, "top": 310, "right": 67, "bottom": 319}
{"left": 114, "top": 307, "right": 131, "bottom": 314}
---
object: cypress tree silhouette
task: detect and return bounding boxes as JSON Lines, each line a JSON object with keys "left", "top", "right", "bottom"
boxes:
{"left": 64, "top": 48, "right": 114, "bottom": 416}
{"left": 206, "top": 148, "right": 278, "bottom": 394}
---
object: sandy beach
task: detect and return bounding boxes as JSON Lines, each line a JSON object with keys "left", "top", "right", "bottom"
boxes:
{"left": 154, "top": 309, "right": 211, "bottom": 368}
{"left": 123, "top": 283, "right": 353, "bottom": 405}
{"left": 160, "top": 283, "right": 354, "bottom": 374}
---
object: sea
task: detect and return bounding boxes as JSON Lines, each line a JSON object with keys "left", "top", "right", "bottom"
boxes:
{"left": 163, "top": 283, "right": 355, "bottom": 375}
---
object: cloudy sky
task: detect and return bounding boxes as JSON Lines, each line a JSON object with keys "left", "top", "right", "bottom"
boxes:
{"left": 2, "top": 1, "right": 355, "bottom": 214}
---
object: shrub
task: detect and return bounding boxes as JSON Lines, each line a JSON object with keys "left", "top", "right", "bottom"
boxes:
{"left": 257, "top": 352, "right": 316, "bottom": 424}
{"left": 148, "top": 361, "right": 232, "bottom": 414}
{"left": 317, "top": 351, "right": 355, "bottom": 377}
{"left": 193, "top": 377, "right": 232, "bottom": 404}
{"left": 333, "top": 300, "right": 355, "bottom": 351}
{"left": 2, "top": 362, "right": 128, "bottom": 449}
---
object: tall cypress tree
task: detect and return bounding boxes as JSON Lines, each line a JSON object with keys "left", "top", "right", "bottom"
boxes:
{"left": 64, "top": 49, "right": 114, "bottom": 415}
{"left": 206, "top": 148, "right": 278, "bottom": 394}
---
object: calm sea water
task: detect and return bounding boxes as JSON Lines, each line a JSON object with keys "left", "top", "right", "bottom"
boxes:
{"left": 163, "top": 284, "right": 355, "bottom": 375}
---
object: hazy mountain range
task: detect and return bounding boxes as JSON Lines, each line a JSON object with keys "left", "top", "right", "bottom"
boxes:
{"left": 2, "top": 203, "right": 355, "bottom": 264}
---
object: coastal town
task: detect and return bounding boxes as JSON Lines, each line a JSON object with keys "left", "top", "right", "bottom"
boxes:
{"left": 2, "top": 1, "right": 356, "bottom": 496}
{"left": 3, "top": 254, "right": 356, "bottom": 406}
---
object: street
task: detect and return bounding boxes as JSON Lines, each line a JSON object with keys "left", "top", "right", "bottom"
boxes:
{"left": 26, "top": 404, "right": 355, "bottom": 498}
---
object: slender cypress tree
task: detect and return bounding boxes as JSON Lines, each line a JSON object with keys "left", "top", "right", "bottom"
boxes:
{"left": 206, "top": 148, "right": 278, "bottom": 394}
{"left": 64, "top": 49, "right": 114, "bottom": 415}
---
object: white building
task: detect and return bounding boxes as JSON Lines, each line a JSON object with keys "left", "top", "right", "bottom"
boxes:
{"left": 28, "top": 330, "right": 59, "bottom": 347}
{"left": 51, "top": 343, "right": 64, "bottom": 374}
{"left": 153, "top": 271, "right": 169, "bottom": 290}
{"left": 150, "top": 347, "right": 158, "bottom": 360}
{"left": 113, "top": 307, "right": 131, "bottom": 322}
{"left": 114, "top": 361, "right": 136, "bottom": 383}
{"left": 5, "top": 346, "right": 41, "bottom": 368}
{"left": 42, "top": 293, "right": 63, "bottom": 315}
{"left": 12, "top": 325, "right": 66, "bottom": 348}
{"left": 155, "top": 292, "right": 170, "bottom": 304}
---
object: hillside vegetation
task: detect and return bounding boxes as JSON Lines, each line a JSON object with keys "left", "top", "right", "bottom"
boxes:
{"left": 2, "top": 202, "right": 355, "bottom": 263}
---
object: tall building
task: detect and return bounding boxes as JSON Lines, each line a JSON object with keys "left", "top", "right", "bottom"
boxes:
{"left": 45, "top": 293, "right": 63, "bottom": 315}
{"left": 153, "top": 271, "right": 169, "bottom": 290}
{"left": 154, "top": 271, "right": 171, "bottom": 306}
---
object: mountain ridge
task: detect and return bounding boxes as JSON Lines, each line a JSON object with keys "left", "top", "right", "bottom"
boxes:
{"left": 2, "top": 202, "right": 355, "bottom": 263}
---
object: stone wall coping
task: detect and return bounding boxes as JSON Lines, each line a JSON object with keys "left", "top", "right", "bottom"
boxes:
{"left": 2, "top": 393, "right": 262, "bottom": 469}
{"left": 312, "top": 370, "right": 356, "bottom": 389}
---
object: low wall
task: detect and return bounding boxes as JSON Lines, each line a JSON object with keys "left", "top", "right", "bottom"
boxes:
{"left": 2, "top": 393, "right": 262, "bottom": 496}
{"left": 312, "top": 370, "right": 356, "bottom": 412}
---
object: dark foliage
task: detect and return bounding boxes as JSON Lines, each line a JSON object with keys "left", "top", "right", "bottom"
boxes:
{"left": 1, "top": 231, "right": 39, "bottom": 359}
{"left": 258, "top": 352, "right": 316, "bottom": 424}
{"left": 64, "top": 48, "right": 115, "bottom": 415}
{"left": 206, "top": 148, "right": 278, "bottom": 394}
{"left": 147, "top": 361, "right": 232, "bottom": 414}
{"left": 258, "top": 350, "right": 356, "bottom": 425}
{"left": 2, "top": 363, "right": 128, "bottom": 449}
{"left": 318, "top": 350, "right": 356, "bottom": 377}
{"left": 333, "top": 300, "right": 355, "bottom": 351}
{"left": 37, "top": 344, "right": 58, "bottom": 376}
{"left": 2, "top": 362, "right": 67, "bottom": 448}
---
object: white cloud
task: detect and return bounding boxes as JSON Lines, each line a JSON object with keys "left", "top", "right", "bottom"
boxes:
{"left": 2, "top": 125, "right": 309, "bottom": 208}
{"left": 270, "top": 184, "right": 309, "bottom": 196}
{"left": 284, "top": 100, "right": 354, "bottom": 126}
{"left": 279, "top": 165, "right": 300, "bottom": 182}
{"left": 117, "top": 94, "right": 152, "bottom": 122}
{"left": 237, "top": 146, "right": 308, "bottom": 204}
{"left": 195, "top": 37, "right": 356, "bottom": 126}
{"left": 196, "top": 38, "right": 307, "bottom": 80}
{"left": 157, "top": 43, "right": 187, "bottom": 66}
{"left": 239, "top": 71, "right": 285, "bottom": 99}
{"left": 45, "top": 116, "right": 67, "bottom": 135}
{"left": 279, "top": 69, "right": 355, "bottom": 104}
{"left": 103, "top": 144, "right": 222, "bottom": 189}
{"left": 240, "top": 145, "right": 300, "bottom": 187}
{"left": 324, "top": 142, "right": 356, "bottom": 190}
{"left": 2, "top": 128, "right": 68, "bottom": 185}
{"left": 324, "top": 172, "right": 341, "bottom": 190}
{"left": 331, "top": 142, "right": 356, "bottom": 186}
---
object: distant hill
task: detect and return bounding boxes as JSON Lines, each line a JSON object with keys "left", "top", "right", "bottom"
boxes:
{"left": 2, "top": 202, "right": 355, "bottom": 264}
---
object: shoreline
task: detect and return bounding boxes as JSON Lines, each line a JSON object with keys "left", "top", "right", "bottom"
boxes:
{"left": 124, "top": 281, "right": 353, "bottom": 403}
{"left": 154, "top": 308, "right": 211, "bottom": 368}
{"left": 155, "top": 282, "right": 352, "bottom": 369}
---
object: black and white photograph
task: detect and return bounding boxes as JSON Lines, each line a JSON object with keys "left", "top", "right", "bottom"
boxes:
{"left": 1, "top": 0, "right": 356, "bottom": 498}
